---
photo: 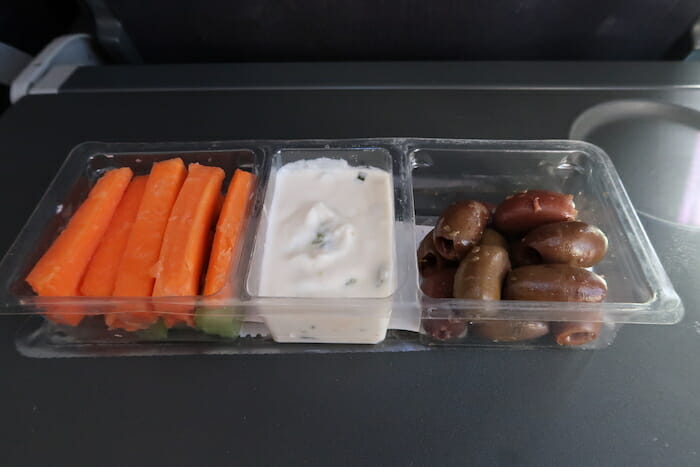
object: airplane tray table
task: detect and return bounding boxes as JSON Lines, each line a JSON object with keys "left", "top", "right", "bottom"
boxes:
{"left": 0, "top": 62, "right": 698, "bottom": 466}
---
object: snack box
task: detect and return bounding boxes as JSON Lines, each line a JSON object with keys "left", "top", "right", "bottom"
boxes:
{"left": 0, "top": 139, "right": 683, "bottom": 357}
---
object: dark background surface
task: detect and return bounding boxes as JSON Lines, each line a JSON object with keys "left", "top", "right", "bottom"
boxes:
{"left": 3, "top": 0, "right": 700, "bottom": 63}
{"left": 1, "top": 0, "right": 700, "bottom": 114}
{"left": 0, "top": 63, "right": 698, "bottom": 466}
{"left": 0, "top": 0, "right": 78, "bottom": 55}
{"left": 104, "top": 0, "right": 700, "bottom": 62}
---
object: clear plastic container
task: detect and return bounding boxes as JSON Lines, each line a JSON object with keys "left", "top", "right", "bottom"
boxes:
{"left": 411, "top": 140, "right": 682, "bottom": 349}
{"left": 0, "top": 142, "right": 267, "bottom": 328}
{"left": 0, "top": 139, "right": 683, "bottom": 357}
{"left": 245, "top": 147, "right": 412, "bottom": 344}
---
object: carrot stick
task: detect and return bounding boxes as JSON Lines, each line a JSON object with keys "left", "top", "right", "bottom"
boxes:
{"left": 194, "top": 169, "right": 255, "bottom": 338}
{"left": 107, "top": 158, "right": 186, "bottom": 331}
{"left": 79, "top": 176, "right": 148, "bottom": 297}
{"left": 26, "top": 167, "right": 133, "bottom": 326}
{"left": 203, "top": 169, "right": 256, "bottom": 296}
{"left": 153, "top": 163, "right": 225, "bottom": 328}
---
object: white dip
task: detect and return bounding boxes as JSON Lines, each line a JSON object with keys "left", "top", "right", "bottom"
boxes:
{"left": 256, "top": 158, "right": 395, "bottom": 343}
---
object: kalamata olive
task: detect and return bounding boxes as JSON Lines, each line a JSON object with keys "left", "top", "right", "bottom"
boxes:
{"left": 509, "top": 240, "right": 542, "bottom": 267}
{"left": 422, "top": 317, "right": 468, "bottom": 341}
{"left": 493, "top": 190, "right": 578, "bottom": 234}
{"left": 420, "top": 267, "right": 457, "bottom": 298}
{"left": 472, "top": 320, "right": 549, "bottom": 342}
{"left": 453, "top": 245, "right": 511, "bottom": 300}
{"left": 550, "top": 321, "right": 602, "bottom": 346}
{"left": 433, "top": 201, "right": 491, "bottom": 261}
{"left": 417, "top": 229, "right": 454, "bottom": 274}
{"left": 522, "top": 221, "right": 608, "bottom": 267}
{"left": 480, "top": 228, "right": 509, "bottom": 251}
{"left": 503, "top": 265, "right": 607, "bottom": 302}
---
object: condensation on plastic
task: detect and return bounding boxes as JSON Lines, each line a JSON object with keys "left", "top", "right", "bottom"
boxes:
{"left": 0, "top": 139, "right": 684, "bottom": 357}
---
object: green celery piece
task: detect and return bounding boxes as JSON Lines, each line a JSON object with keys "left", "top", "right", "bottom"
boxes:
{"left": 195, "top": 308, "right": 241, "bottom": 339}
{"left": 134, "top": 319, "right": 168, "bottom": 340}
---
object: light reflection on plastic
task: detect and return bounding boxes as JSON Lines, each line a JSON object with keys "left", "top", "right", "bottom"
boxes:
{"left": 678, "top": 133, "right": 700, "bottom": 226}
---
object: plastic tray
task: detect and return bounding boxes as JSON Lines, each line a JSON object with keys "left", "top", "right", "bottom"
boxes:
{"left": 0, "top": 139, "right": 683, "bottom": 357}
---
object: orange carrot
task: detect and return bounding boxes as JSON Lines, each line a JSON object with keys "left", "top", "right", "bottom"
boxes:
{"left": 79, "top": 176, "right": 148, "bottom": 297}
{"left": 107, "top": 158, "right": 186, "bottom": 331}
{"left": 203, "top": 169, "right": 256, "bottom": 296}
{"left": 26, "top": 167, "right": 133, "bottom": 326}
{"left": 153, "top": 163, "right": 225, "bottom": 328}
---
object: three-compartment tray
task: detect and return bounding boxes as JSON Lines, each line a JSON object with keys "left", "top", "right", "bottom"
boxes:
{"left": 0, "top": 139, "right": 683, "bottom": 357}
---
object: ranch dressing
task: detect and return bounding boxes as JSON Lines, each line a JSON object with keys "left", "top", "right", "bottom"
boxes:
{"left": 259, "top": 158, "right": 395, "bottom": 298}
